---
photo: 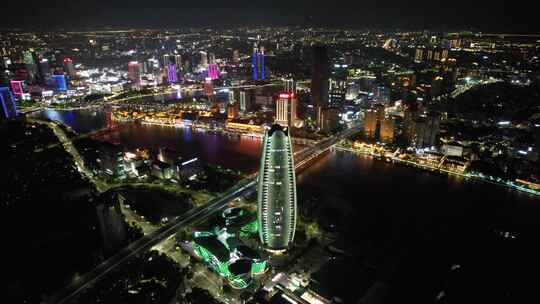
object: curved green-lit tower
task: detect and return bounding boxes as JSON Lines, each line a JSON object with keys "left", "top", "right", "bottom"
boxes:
{"left": 257, "top": 124, "right": 297, "bottom": 252}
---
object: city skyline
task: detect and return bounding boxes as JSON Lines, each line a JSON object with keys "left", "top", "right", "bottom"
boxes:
{"left": 2, "top": 17, "right": 539, "bottom": 304}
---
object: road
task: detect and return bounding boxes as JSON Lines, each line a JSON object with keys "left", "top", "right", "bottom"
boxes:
{"left": 48, "top": 123, "right": 361, "bottom": 304}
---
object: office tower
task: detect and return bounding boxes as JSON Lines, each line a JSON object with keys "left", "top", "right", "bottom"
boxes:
{"left": 22, "top": 50, "right": 37, "bottom": 82}
{"left": 329, "top": 79, "right": 346, "bottom": 106}
{"left": 423, "top": 112, "right": 440, "bottom": 147}
{"left": 128, "top": 61, "right": 141, "bottom": 86}
{"left": 239, "top": 90, "right": 251, "bottom": 113}
{"left": 363, "top": 109, "right": 377, "bottom": 138}
{"left": 174, "top": 55, "right": 182, "bottom": 70}
{"left": 163, "top": 54, "right": 171, "bottom": 67}
{"left": 257, "top": 124, "right": 297, "bottom": 252}
{"left": 9, "top": 80, "right": 24, "bottom": 97}
{"left": 63, "top": 57, "right": 76, "bottom": 78}
{"left": 312, "top": 45, "right": 330, "bottom": 129}
{"left": 52, "top": 74, "right": 67, "bottom": 91}
{"left": 167, "top": 64, "right": 178, "bottom": 83}
{"left": 204, "top": 77, "right": 214, "bottom": 97}
{"left": 317, "top": 107, "right": 340, "bottom": 134}
{"left": 375, "top": 104, "right": 385, "bottom": 122}
{"left": 38, "top": 57, "right": 52, "bottom": 86}
{"left": 415, "top": 48, "right": 424, "bottom": 63}
{"left": 208, "top": 64, "right": 219, "bottom": 80}
{"left": 284, "top": 78, "right": 295, "bottom": 93}
{"left": 200, "top": 51, "right": 208, "bottom": 67}
{"left": 0, "top": 87, "right": 17, "bottom": 120}
{"left": 208, "top": 52, "right": 216, "bottom": 64}
{"left": 441, "top": 49, "right": 449, "bottom": 60}
{"left": 275, "top": 92, "right": 298, "bottom": 128}
{"left": 252, "top": 45, "right": 265, "bottom": 80}
{"left": 312, "top": 45, "right": 330, "bottom": 107}
{"left": 233, "top": 49, "right": 240, "bottom": 63}
{"left": 344, "top": 52, "right": 354, "bottom": 65}
{"left": 450, "top": 38, "right": 461, "bottom": 49}
{"left": 227, "top": 102, "right": 238, "bottom": 120}
{"left": 380, "top": 118, "right": 395, "bottom": 143}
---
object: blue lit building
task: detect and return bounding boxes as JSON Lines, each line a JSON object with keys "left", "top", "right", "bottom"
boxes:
{"left": 257, "top": 124, "right": 297, "bottom": 252}
{"left": 252, "top": 45, "right": 265, "bottom": 81}
{"left": 53, "top": 74, "right": 67, "bottom": 91}
{"left": 0, "top": 87, "right": 17, "bottom": 120}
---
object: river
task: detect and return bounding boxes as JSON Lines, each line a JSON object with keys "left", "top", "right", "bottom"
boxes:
{"left": 32, "top": 107, "right": 540, "bottom": 302}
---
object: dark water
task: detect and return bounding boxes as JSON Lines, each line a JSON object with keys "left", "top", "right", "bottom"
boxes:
{"left": 33, "top": 108, "right": 540, "bottom": 302}
{"left": 297, "top": 151, "right": 540, "bottom": 303}
{"left": 33, "top": 108, "right": 108, "bottom": 133}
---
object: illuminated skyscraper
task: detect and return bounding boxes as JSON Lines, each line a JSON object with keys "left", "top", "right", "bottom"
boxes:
{"left": 9, "top": 80, "right": 24, "bottom": 97}
{"left": 128, "top": 61, "right": 141, "bottom": 86}
{"left": 52, "top": 74, "right": 67, "bottom": 91}
{"left": 233, "top": 49, "right": 240, "bottom": 63}
{"left": 227, "top": 102, "right": 238, "bottom": 120}
{"left": 363, "top": 109, "right": 377, "bottom": 138}
{"left": 174, "top": 54, "right": 182, "bottom": 67}
{"left": 284, "top": 78, "right": 295, "bottom": 93}
{"left": 167, "top": 64, "right": 178, "bottom": 83}
{"left": 275, "top": 92, "right": 298, "bottom": 128}
{"left": 239, "top": 90, "right": 251, "bottom": 113}
{"left": 208, "top": 53, "right": 216, "bottom": 64}
{"left": 380, "top": 118, "right": 395, "bottom": 143}
{"left": 0, "top": 86, "right": 17, "bottom": 120}
{"left": 257, "top": 124, "right": 297, "bottom": 252}
{"left": 63, "top": 58, "right": 76, "bottom": 78}
{"left": 208, "top": 64, "right": 219, "bottom": 80}
{"left": 200, "top": 51, "right": 208, "bottom": 67}
{"left": 204, "top": 77, "right": 214, "bottom": 97}
{"left": 252, "top": 45, "right": 265, "bottom": 81}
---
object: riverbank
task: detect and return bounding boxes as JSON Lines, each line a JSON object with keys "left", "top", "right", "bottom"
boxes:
{"left": 334, "top": 145, "right": 540, "bottom": 197}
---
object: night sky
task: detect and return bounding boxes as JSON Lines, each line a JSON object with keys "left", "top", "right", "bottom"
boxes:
{"left": 2, "top": 0, "right": 538, "bottom": 32}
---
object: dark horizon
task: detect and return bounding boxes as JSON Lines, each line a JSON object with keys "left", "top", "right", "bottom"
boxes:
{"left": 2, "top": 0, "right": 539, "bottom": 33}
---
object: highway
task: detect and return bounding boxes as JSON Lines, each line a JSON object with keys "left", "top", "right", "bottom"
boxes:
{"left": 48, "top": 123, "right": 361, "bottom": 304}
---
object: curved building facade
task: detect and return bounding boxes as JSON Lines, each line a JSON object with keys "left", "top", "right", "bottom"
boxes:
{"left": 257, "top": 124, "right": 297, "bottom": 252}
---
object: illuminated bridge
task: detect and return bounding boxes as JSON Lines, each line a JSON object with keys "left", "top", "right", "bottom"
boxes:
{"left": 48, "top": 123, "right": 361, "bottom": 304}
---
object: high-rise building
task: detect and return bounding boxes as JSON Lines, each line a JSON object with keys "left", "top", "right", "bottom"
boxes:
{"left": 200, "top": 51, "right": 208, "bottom": 67}
{"left": 312, "top": 45, "right": 330, "bottom": 129}
{"left": 317, "top": 107, "right": 340, "bottom": 134}
{"left": 363, "top": 109, "right": 377, "bottom": 138}
{"left": 227, "top": 102, "right": 238, "bottom": 120}
{"left": 52, "top": 74, "right": 67, "bottom": 91}
{"left": 252, "top": 45, "right": 265, "bottom": 80}
{"left": 257, "top": 124, "right": 297, "bottom": 252}
{"left": 167, "top": 64, "right": 178, "bottom": 83}
{"left": 204, "top": 77, "right": 214, "bottom": 97}
{"left": 163, "top": 54, "right": 171, "bottom": 67}
{"left": 415, "top": 48, "right": 424, "bottom": 63}
{"left": 128, "top": 61, "right": 141, "bottom": 86}
{"left": 208, "top": 64, "right": 219, "bottom": 80}
{"left": 174, "top": 54, "right": 182, "bottom": 68}
{"left": 0, "top": 86, "right": 17, "bottom": 120}
{"left": 208, "top": 53, "right": 216, "bottom": 65}
{"left": 380, "top": 118, "right": 395, "bottom": 143}
{"left": 275, "top": 92, "right": 298, "bottom": 128}
{"left": 233, "top": 49, "right": 240, "bottom": 63}
{"left": 239, "top": 90, "right": 251, "bottom": 113}
{"left": 9, "top": 80, "right": 24, "bottom": 97}
{"left": 312, "top": 45, "right": 330, "bottom": 108}
{"left": 284, "top": 78, "right": 296, "bottom": 93}
{"left": 63, "top": 57, "right": 76, "bottom": 78}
